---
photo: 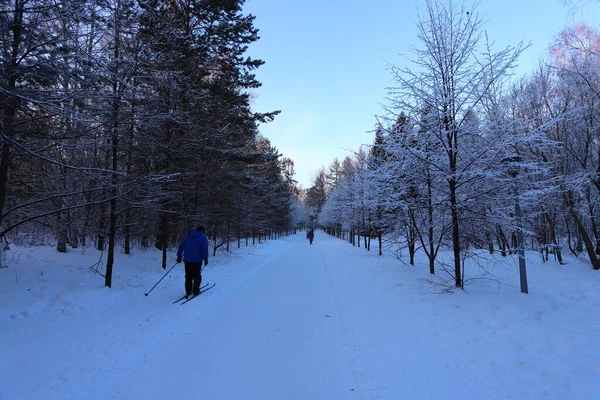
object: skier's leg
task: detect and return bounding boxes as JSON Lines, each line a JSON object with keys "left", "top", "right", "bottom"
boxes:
{"left": 195, "top": 272, "right": 203, "bottom": 295}
{"left": 192, "top": 262, "right": 202, "bottom": 295}
{"left": 184, "top": 262, "right": 193, "bottom": 296}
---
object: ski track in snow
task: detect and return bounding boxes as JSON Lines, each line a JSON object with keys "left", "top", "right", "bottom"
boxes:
{"left": 88, "top": 235, "right": 362, "bottom": 399}
{"left": 319, "top": 248, "right": 367, "bottom": 399}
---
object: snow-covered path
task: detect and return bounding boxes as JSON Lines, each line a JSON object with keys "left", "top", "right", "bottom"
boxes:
{"left": 98, "top": 234, "right": 362, "bottom": 399}
{"left": 2, "top": 231, "right": 599, "bottom": 400}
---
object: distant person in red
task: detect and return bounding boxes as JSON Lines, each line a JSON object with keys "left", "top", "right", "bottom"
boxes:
{"left": 177, "top": 226, "right": 209, "bottom": 298}
{"left": 307, "top": 228, "right": 314, "bottom": 245}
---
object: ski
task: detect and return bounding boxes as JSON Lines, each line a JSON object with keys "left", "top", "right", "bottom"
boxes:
{"left": 173, "top": 282, "right": 211, "bottom": 304}
{"left": 173, "top": 295, "right": 187, "bottom": 304}
{"left": 180, "top": 283, "right": 216, "bottom": 305}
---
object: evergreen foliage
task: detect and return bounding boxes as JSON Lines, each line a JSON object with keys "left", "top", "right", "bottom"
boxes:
{"left": 0, "top": 0, "right": 296, "bottom": 286}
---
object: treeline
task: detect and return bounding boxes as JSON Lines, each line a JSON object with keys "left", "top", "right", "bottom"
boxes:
{"left": 313, "top": 1, "right": 600, "bottom": 288}
{"left": 0, "top": 0, "right": 302, "bottom": 286}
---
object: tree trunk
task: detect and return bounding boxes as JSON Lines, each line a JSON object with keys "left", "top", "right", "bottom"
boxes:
{"left": 0, "top": 3, "right": 23, "bottom": 229}
{"left": 425, "top": 180, "right": 436, "bottom": 274}
{"left": 124, "top": 213, "right": 131, "bottom": 255}
{"left": 408, "top": 210, "right": 417, "bottom": 265}
{"left": 543, "top": 212, "right": 563, "bottom": 264}
{"left": 56, "top": 210, "right": 68, "bottom": 253}
{"left": 226, "top": 225, "right": 230, "bottom": 252}
{"left": 568, "top": 206, "right": 600, "bottom": 269}
{"left": 70, "top": 229, "right": 78, "bottom": 249}
{"left": 565, "top": 215, "right": 578, "bottom": 256}
{"left": 157, "top": 212, "right": 169, "bottom": 269}
{"left": 213, "top": 233, "right": 217, "bottom": 256}
{"left": 496, "top": 225, "right": 508, "bottom": 256}
{"left": 564, "top": 190, "right": 600, "bottom": 269}
{"left": 486, "top": 231, "right": 494, "bottom": 254}
{"left": 449, "top": 178, "right": 462, "bottom": 288}
{"left": 97, "top": 209, "right": 106, "bottom": 251}
{"left": 105, "top": 130, "right": 119, "bottom": 287}
{"left": 105, "top": 195, "right": 117, "bottom": 287}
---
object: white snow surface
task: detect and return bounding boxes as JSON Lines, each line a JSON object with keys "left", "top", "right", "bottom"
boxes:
{"left": 1, "top": 231, "right": 599, "bottom": 400}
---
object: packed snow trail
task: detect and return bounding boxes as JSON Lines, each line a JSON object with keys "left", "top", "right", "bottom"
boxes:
{"left": 92, "top": 232, "right": 364, "bottom": 399}
{"left": 2, "top": 231, "right": 599, "bottom": 400}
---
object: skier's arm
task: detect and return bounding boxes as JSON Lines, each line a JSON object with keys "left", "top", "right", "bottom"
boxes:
{"left": 176, "top": 239, "right": 186, "bottom": 262}
{"left": 202, "top": 237, "right": 209, "bottom": 265}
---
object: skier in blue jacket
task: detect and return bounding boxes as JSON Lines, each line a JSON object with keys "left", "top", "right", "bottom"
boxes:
{"left": 177, "top": 226, "right": 209, "bottom": 297}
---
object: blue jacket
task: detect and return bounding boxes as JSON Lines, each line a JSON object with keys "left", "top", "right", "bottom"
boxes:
{"left": 177, "top": 230, "right": 209, "bottom": 263}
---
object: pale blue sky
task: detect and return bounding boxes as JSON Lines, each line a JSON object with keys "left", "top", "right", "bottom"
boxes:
{"left": 244, "top": 0, "right": 598, "bottom": 188}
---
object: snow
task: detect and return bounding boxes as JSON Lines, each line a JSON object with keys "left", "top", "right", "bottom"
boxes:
{"left": 1, "top": 232, "right": 599, "bottom": 400}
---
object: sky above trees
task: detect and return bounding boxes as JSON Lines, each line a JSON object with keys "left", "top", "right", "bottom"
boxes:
{"left": 244, "top": 0, "right": 600, "bottom": 187}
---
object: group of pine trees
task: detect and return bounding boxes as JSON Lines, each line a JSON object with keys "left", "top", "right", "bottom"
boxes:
{"left": 0, "top": 0, "right": 304, "bottom": 286}
{"left": 313, "top": 0, "right": 600, "bottom": 288}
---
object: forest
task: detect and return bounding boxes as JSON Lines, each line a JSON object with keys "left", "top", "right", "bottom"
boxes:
{"left": 2, "top": 0, "right": 599, "bottom": 290}
{"left": 311, "top": 2, "right": 600, "bottom": 288}
{"left": 0, "top": 0, "right": 306, "bottom": 287}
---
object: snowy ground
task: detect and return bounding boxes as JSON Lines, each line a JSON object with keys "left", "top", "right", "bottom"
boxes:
{"left": 1, "top": 231, "right": 599, "bottom": 400}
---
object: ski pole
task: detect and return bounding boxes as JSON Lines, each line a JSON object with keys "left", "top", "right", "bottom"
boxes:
{"left": 144, "top": 262, "right": 178, "bottom": 297}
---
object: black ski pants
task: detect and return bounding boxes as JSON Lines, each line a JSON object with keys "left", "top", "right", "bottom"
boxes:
{"left": 184, "top": 261, "right": 202, "bottom": 295}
